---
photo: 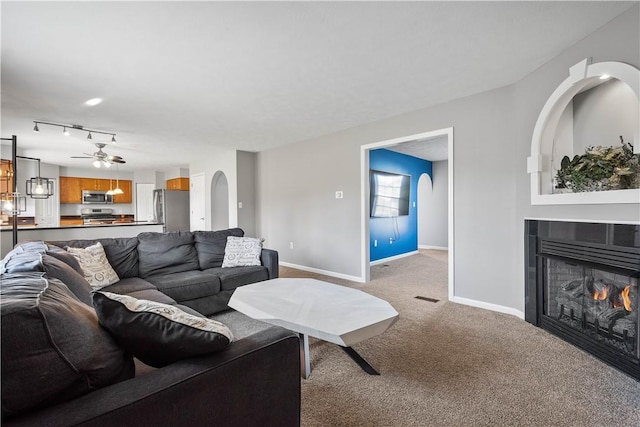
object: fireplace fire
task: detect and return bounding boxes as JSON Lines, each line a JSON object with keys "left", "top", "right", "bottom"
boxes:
{"left": 526, "top": 220, "right": 640, "bottom": 379}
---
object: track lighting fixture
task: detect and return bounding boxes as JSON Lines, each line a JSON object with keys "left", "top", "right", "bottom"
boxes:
{"left": 32, "top": 121, "right": 116, "bottom": 143}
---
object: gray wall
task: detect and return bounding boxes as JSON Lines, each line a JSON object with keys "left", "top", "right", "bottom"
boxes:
{"left": 237, "top": 151, "right": 256, "bottom": 237}
{"left": 256, "top": 5, "right": 639, "bottom": 312}
{"left": 419, "top": 160, "right": 448, "bottom": 249}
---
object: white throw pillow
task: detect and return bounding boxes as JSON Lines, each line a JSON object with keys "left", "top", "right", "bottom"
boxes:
{"left": 67, "top": 242, "right": 119, "bottom": 289}
{"left": 221, "top": 236, "right": 263, "bottom": 268}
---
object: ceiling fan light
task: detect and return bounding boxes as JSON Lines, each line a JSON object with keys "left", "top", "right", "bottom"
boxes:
{"left": 93, "top": 160, "right": 101, "bottom": 168}
{"left": 103, "top": 161, "right": 111, "bottom": 168}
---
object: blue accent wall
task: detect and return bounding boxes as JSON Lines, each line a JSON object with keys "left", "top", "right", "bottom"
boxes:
{"left": 369, "top": 149, "right": 432, "bottom": 262}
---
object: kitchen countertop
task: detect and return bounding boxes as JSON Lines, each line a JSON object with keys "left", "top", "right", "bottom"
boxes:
{"left": 0, "top": 221, "right": 161, "bottom": 231}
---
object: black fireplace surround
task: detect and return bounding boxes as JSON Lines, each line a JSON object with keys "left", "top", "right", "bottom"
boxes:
{"left": 525, "top": 220, "right": 640, "bottom": 379}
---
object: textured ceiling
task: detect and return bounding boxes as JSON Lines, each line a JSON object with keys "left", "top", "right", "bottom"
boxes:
{"left": 1, "top": 1, "right": 634, "bottom": 170}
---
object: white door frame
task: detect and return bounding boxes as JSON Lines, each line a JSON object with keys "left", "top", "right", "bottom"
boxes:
{"left": 360, "top": 127, "right": 455, "bottom": 300}
{"left": 190, "top": 172, "right": 205, "bottom": 231}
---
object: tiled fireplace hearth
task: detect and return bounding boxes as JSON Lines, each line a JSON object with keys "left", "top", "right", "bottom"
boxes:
{"left": 525, "top": 220, "right": 640, "bottom": 379}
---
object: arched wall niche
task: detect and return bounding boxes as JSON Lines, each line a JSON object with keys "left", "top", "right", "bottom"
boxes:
{"left": 210, "top": 170, "right": 229, "bottom": 230}
{"left": 528, "top": 58, "right": 640, "bottom": 205}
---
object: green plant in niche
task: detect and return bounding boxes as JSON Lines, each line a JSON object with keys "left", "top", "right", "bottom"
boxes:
{"left": 555, "top": 136, "right": 640, "bottom": 192}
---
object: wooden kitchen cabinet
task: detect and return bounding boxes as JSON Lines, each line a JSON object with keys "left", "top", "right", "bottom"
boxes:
{"left": 82, "top": 178, "right": 111, "bottom": 191}
{"left": 1, "top": 159, "right": 13, "bottom": 194}
{"left": 60, "top": 176, "right": 132, "bottom": 204}
{"left": 113, "top": 180, "right": 132, "bottom": 204}
{"left": 166, "top": 177, "right": 189, "bottom": 191}
{"left": 60, "top": 218, "right": 84, "bottom": 226}
{"left": 60, "top": 177, "right": 84, "bottom": 204}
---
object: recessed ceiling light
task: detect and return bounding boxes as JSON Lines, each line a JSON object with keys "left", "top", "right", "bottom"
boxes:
{"left": 85, "top": 98, "right": 103, "bottom": 106}
{"left": 599, "top": 74, "right": 610, "bottom": 80}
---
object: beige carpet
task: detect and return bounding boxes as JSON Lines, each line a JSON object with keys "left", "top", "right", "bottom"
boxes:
{"left": 217, "top": 250, "right": 640, "bottom": 426}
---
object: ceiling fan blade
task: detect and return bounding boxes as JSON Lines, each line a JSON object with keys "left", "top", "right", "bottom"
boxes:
{"left": 70, "top": 156, "right": 92, "bottom": 159}
{"left": 111, "top": 159, "right": 126, "bottom": 164}
{"left": 107, "top": 155, "right": 123, "bottom": 160}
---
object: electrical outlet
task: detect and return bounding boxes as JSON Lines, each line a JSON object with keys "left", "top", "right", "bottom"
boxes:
{"left": 290, "top": 242, "right": 294, "bottom": 249}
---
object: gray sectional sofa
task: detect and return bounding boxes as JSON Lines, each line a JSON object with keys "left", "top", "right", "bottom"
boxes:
{"left": 48, "top": 227, "right": 279, "bottom": 316}
{"left": 0, "top": 228, "right": 300, "bottom": 426}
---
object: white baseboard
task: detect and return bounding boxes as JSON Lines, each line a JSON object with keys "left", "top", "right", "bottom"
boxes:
{"left": 370, "top": 250, "right": 419, "bottom": 266}
{"left": 279, "top": 262, "right": 365, "bottom": 283}
{"left": 451, "top": 296, "right": 525, "bottom": 319}
{"left": 418, "top": 245, "right": 448, "bottom": 251}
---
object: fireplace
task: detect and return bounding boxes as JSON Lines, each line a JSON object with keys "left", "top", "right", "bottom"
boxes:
{"left": 525, "top": 220, "right": 640, "bottom": 379}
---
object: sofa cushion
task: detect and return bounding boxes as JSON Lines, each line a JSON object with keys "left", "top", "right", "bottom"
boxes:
{"left": 47, "top": 238, "right": 140, "bottom": 279}
{"left": 222, "top": 236, "right": 264, "bottom": 268}
{"left": 46, "top": 244, "right": 84, "bottom": 273}
{"left": 41, "top": 254, "right": 93, "bottom": 306}
{"left": 67, "top": 242, "right": 120, "bottom": 289}
{"left": 93, "top": 291, "right": 233, "bottom": 368}
{"left": 194, "top": 228, "right": 244, "bottom": 269}
{"left": 98, "top": 237, "right": 140, "bottom": 278}
{"left": 100, "top": 276, "right": 157, "bottom": 294}
{"left": 100, "top": 277, "right": 177, "bottom": 305}
{"left": 137, "top": 231, "right": 199, "bottom": 277}
{"left": 144, "top": 270, "right": 221, "bottom": 302}
{"left": 0, "top": 272, "right": 134, "bottom": 418}
{"left": 203, "top": 266, "right": 269, "bottom": 291}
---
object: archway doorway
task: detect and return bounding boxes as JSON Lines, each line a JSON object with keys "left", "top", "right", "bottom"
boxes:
{"left": 211, "top": 171, "right": 229, "bottom": 231}
{"left": 360, "top": 127, "right": 454, "bottom": 300}
{"left": 417, "top": 173, "right": 433, "bottom": 247}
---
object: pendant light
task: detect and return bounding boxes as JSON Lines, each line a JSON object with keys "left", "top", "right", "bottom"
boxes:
{"left": 22, "top": 156, "right": 54, "bottom": 199}
{"left": 113, "top": 163, "right": 124, "bottom": 195}
{"left": 106, "top": 165, "right": 116, "bottom": 196}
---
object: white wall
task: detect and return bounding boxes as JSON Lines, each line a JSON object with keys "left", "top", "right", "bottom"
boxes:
{"left": 189, "top": 145, "right": 238, "bottom": 231}
{"left": 572, "top": 78, "right": 639, "bottom": 151}
{"left": 256, "top": 5, "right": 639, "bottom": 314}
{"left": 419, "top": 160, "right": 448, "bottom": 249}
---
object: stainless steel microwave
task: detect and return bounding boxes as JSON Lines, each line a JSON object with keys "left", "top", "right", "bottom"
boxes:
{"left": 82, "top": 190, "right": 113, "bottom": 204}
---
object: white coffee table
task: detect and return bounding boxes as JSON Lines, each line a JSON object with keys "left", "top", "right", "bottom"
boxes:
{"left": 228, "top": 278, "right": 399, "bottom": 378}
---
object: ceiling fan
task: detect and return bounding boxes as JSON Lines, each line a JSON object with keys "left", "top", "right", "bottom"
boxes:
{"left": 71, "top": 143, "right": 126, "bottom": 168}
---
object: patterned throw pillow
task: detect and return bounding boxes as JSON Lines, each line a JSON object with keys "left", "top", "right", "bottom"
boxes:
{"left": 221, "top": 236, "right": 263, "bottom": 268}
{"left": 67, "top": 242, "right": 119, "bottom": 289}
{"left": 92, "top": 291, "right": 234, "bottom": 368}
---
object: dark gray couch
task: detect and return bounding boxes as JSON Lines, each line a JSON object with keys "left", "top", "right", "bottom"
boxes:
{"left": 48, "top": 227, "right": 279, "bottom": 316}
{"left": 0, "top": 229, "right": 300, "bottom": 426}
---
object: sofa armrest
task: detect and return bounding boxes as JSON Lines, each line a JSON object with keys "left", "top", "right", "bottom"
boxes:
{"left": 4, "top": 327, "right": 300, "bottom": 427}
{"left": 260, "top": 248, "right": 279, "bottom": 279}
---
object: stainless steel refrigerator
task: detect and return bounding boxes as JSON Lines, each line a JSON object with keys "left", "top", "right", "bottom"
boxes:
{"left": 153, "top": 189, "right": 190, "bottom": 232}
